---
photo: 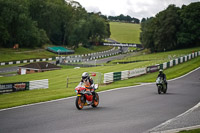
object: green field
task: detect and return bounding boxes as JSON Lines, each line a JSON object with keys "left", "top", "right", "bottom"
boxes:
{"left": 0, "top": 47, "right": 200, "bottom": 109}
{"left": 0, "top": 46, "right": 113, "bottom": 62}
{"left": 109, "top": 22, "right": 141, "bottom": 44}
{"left": 179, "top": 128, "right": 200, "bottom": 133}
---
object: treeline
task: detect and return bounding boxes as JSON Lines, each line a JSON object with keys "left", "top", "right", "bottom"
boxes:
{"left": 0, "top": 0, "right": 110, "bottom": 48}
{"left": 108, "top": 14, "right": 140, "bottom": 24}
{"left": 140, "top": 2, "right": 200, "bottom": 52}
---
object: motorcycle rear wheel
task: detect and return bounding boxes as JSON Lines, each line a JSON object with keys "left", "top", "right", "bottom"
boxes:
{"left": 163, "top": 88, "right": 167, "bottom": 94}
{"left": 75, "top": 96, "right": 84, "bottom": 110}
{"left": 92, "top": 93, "right": 99, "bottom": 108}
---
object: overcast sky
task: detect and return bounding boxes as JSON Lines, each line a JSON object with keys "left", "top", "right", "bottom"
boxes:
{"left": 75, "top": 0, "right": 200, "bottom": 20}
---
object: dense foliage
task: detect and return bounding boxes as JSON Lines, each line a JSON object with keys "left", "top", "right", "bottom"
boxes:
{"left": 140, "top": 2, "right": 200, "bottom": 52}
{"left": 0, "top": 0, "right": 110, "bottom": 48}
{"left": 108, "top": 14, "right": 140, "bottom": 24}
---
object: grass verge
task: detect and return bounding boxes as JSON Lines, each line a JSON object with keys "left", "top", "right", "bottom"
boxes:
{"left": 179, "top": 128, "right": 200, "bottom": 133}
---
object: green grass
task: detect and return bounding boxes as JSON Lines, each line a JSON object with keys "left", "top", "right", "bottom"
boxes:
{"left": 0, "top": 46, "right": 113, "bottom": 62}
{"left": 110, "top": 47, "right": 200, "bottom": 66}
{"left": 179, "top": 128, "right": 200, "bottom": 133}
{"left": 0, "top": 47, "right": 200, "bottom": 109}
{"left": 110, "top": 22, "right": 141, "bottom": 44}
{"left": 0, "top": 48, "right": 56, "bottom": 62}
{"left": 74, "top": 45, "right": 113, "bottom": 55}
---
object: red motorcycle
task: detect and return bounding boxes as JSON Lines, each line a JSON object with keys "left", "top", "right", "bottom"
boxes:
{"left": 75, "top": 83, "right": 99, "bottom": 110}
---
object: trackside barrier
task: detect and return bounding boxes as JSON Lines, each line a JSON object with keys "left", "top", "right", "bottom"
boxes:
{"left": 129, "top": 68, "right": 146, "bottom": 77}
{"left": 104, "top": 50, "right": 200, "bottom": 84}
{"left": 29, "top": 79, "right": 48, "bottom": 90}
{"left": 103, "top": 67, "right": 146, "bottom": 84}
{"left": 0, "top": 79, "right": 48, "bottom": 93}
{"left": 113, "top": 72, "right": 121, "bottom": 81}
{"left": 103, "top": 72, "right": 114, "bottom": 84}
{"left": 0, "top": 82, "right": 29, "bottom": 93}
{"left": 121, "top": 70, "right": 129, "bottom": 80}
{"left": 146, "top": 65, "right": 160, "bottom": 73}
{"left": 159, "top": 51, "right": 200, "bottom": 70}
{"left": 170, "top": 60, "right": 173, "bottom": 67}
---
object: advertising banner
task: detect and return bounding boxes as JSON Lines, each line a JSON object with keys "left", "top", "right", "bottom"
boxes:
{"left": 0, "top": 82, "right": 29, "bottom": 93}
{"left": 146, "top": 65, "right": 160, "bottom": 73}
{"left": 129, "top": 67, "right": 146, "bottom": 77}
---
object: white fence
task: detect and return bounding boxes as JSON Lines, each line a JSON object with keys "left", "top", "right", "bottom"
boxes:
{"left": 29, "top": 79, "right": 48, "bottom": 90}
{"left": 103, "top": 72, "right": 114, "bottom": 84}
{"left": 103, "top": 67, "right": 147, "bottom": 84}
{"left": 129, "top": 67, "right": 147, "bottom": 78}
{"left": 103, "top": 50, "right": 200, "bottom": 84}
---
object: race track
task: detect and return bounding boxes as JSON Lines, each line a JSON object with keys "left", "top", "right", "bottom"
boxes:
{"left": 0, "top": 68, "right": 200, "bottom": 133}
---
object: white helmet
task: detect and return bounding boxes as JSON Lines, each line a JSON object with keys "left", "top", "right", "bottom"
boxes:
{"left": 82, "top": 72, "right": 89, "bottom": 80}
{"left": 159, "top": 69, "right": 163, "bottom": 73}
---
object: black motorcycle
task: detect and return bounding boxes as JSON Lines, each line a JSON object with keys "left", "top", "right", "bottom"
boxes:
{"left": 156, "top": 77, "right": 167, "bottom": 94}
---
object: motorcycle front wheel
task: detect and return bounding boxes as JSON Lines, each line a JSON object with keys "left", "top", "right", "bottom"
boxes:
{"left": 92, "top": 93, "right": 99, "bottom": 108}
{"left": 158, "top": 85, "right": 162, "bottom": 94}
{"left": 75, "top": 96, "right": 84, "bottom": 110}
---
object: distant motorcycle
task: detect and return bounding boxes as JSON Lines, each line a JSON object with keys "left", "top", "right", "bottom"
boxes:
{"left": 156, "top": 77, "right": 167, "bottom": 94}
{"left": 75, "top": 83, "right": 99, "bottom": 110}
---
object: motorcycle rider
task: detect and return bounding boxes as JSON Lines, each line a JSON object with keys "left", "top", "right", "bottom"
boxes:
{"left": 81, "top": 72, "right": 95, "bottom": 97}
{"left": 157, "top": 69, "right": 167, "bottom": 88}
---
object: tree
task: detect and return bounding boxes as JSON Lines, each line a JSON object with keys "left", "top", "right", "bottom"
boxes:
{"left": 87, "top": 13, "right": 110, "bottom": 47}
{"left": 141, "top": 18, "right": 146, "bottom": 23}
{"left": 0, "top": 0, "right": 48, "bottom": 48}
{"left": 153, "top": 5, "right": 181, "bottom": 51}
{"left": 0, "top": 0, "right": 111, "bottom": 48}
{"left": 108, "top": 14, "right": 140, "bottom": 23}
{"left": 140, "top": 17, "right": 156, "bottom": 52}
{"left": 29, "top": 0, "right": 73, "bottom": 45}
{"left": 140, "top": 5, "right": 181, "bottom": 52}
{"left": 177, "top": 2, "right": 200, "bottom": 47}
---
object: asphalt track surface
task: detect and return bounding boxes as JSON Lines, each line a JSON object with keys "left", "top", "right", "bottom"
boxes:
{"left": 0, "top": 68, "right": 200, "bottom": 133}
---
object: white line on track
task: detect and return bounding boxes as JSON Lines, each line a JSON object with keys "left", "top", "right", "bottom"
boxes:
{"left": 0, "top": 67, "right": 200, "bottom": 112}
{"left": 147, "top": 102, "right": 200, "bottom": 133}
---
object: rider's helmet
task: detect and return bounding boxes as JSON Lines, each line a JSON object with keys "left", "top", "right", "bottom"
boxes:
{"left": 82, "top": 72, "right": 89, "bottom": 81}
{"left": 159, "top": 69, "right": 163, "bottom": 74}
